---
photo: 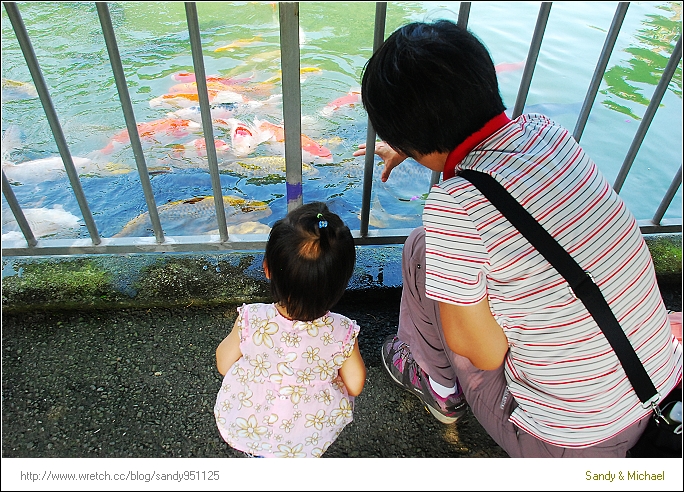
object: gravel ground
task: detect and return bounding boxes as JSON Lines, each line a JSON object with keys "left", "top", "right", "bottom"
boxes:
{"left": 2, "top": 284, "right": 681, "bottom": 460}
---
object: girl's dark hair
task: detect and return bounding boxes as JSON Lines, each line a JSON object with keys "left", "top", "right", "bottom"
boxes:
{"left": 361, "top": 20, "right": 505, "bottom": 158}
{"left": 265, "top": 201, "right": 356, "bottom": 321}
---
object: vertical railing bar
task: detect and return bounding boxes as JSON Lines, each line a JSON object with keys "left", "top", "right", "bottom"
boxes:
{"left": 96, "top": 2, "right": 165, "bottom": 244}
{"left": 1, "top": 170, "right": 38, "bottom": 247}
{"left": 429, "top": 1, "right": 471, "bottom": 189}
{"left": 3, "top": 2, "right": 101, "bottom": 244}
{"left": 359, "top": 1, "right": 387, "bottom": 237}
{"left": 652, "top": 166, "right": 682, "bottom": 225}
{"left": 279, "top": 2, "right": 304, "bottom": 212}
{"left": 613, "top": 36, "right": 682, "bottom": 193}
{"left": 511, "top": 2, "right": 552, "bottom": 119}
{"left": 573, "top": 2, "right": 629, "bottom": 142}
{"left": 185, "top": 2, "right": 228, "bottom": 240}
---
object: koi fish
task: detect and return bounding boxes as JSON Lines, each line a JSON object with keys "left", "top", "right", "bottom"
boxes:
{"left": 1, "top": 78, "right": 38, "bottom": 101}
{"left": 171, "top": 138, "right": 231, "bottom": 158}
{"left": 255, "top": 118, "right": 333, "bottom": 163}
{"left": 2, "top": 155, "right": 107, "bottom": 184}
{"left": 321, "top": 89, "right": 361, "bottom": 116}
{"left": 222, "top": 118, "right": 269, "bottom": 157}
{"left": 149, "top": 89, "right": 257, "bottom": 109}
{"left": 207, "top": 220, "right": 272, "bottom": 236}
{"left": 100, "top": 118, "right": 201, "bottom": 154}
{"left": 168, "top": 80, "right": 235, "bottom": 93}
{"left": 113, "top": 195, "right": 272, "bottom": 237}
{"left": 2, "top": 204, "right": 82, "bottom": 240}
{"left": 221, "top": 155, "right": 318, "bottom": 177}
{"left": 171, "top": 71, "right": 255, "bottom": 85}
{"left": 167, "top": 102, "right": 240, "bottom": 122}
{"left": 495, "top": 60, "right": 526, "bottom": 73}
{"left": 168, "top": 80, "right": 275, "bottom": 98}
{"left": 214, "top": 35, "right": 263, "bottom": 52}
{"left": 149, "top": 91, "right": 216, "bottom": 109}
{"left": 263, "top": 66, "right": 323, "bottom": 84}
{"left": 362, "top": 196, "right": 419, "bottom": 229}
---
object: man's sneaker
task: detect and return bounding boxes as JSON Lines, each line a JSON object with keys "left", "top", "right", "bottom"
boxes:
{"left": 381, "top": 334, "right": 468, "bottom": 424}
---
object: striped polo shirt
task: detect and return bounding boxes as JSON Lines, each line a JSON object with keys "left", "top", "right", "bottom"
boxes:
{"left": 423, "top": 113, "right": 683, "bottom": 448}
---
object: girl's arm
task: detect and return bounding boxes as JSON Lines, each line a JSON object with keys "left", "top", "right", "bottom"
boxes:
{"left": 216, "top": 318, "right": 243, "bottom": 376}
{"left": 338, "top": 342, "right": 366, "bottom": 396}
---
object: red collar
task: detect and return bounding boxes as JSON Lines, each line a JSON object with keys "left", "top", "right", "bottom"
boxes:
{"left": 442, "top": 112, "right": 511, "bottom": 180}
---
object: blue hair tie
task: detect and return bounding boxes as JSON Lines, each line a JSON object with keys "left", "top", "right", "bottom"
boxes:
{"left": 317, "top": 213, "right": 328, "bottom": 229}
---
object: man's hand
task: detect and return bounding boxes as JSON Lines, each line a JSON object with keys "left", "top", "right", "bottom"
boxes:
{"left": 353, "top": 141, "right": 407, "bottom": 182}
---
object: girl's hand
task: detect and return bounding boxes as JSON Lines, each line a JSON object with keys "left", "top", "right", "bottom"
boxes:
{"left": 353, "top": 141, "right": 407, "bottom": 182}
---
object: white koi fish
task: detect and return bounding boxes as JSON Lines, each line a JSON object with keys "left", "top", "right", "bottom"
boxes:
{"left": 2, "top": 204, "right": 82, "bottom": 240}
{"left": 222, "top": 118, "right": 271, "bottom": 157}
{"left": 2, "top": 155, "right": 110, "bottom": 184}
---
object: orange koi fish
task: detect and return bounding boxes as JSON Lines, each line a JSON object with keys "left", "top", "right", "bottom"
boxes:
{"left": 321, "top": 90, "right": 361, "bottom": 116}
{"left": 495, "top": 60, "right": 526, "bottom": 73}
{"left": 100, "top": 118, "right": 201, "bottom": 154}
{"left": 256, "top": 118, "right": 332, "bottom": 163}
{"left": 172, "top": 71, "right": 255, "bottom": 85}
{"left": 168, "top": 80, "right": 275, "bottom": 98}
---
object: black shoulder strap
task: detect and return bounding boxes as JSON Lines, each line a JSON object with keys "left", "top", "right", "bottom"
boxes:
{"left": 458, "top": 169, "right": 658, "bottom": 405}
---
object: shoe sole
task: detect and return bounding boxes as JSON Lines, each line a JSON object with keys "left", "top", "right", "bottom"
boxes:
{"left": 381, "top": 342, "right": 460, "bottom": 424}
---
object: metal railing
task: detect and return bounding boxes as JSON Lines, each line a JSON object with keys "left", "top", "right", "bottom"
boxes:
{"left": 2, "top": 1, "right": 682, "bottom": 257}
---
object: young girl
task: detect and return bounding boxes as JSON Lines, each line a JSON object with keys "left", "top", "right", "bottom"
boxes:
{"left": 214, "top": 201, "right": 366, "bottom": 458}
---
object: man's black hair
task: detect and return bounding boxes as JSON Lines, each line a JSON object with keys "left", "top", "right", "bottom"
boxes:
{"left": 361, "top": 20, "right": 505, "bottom": 158}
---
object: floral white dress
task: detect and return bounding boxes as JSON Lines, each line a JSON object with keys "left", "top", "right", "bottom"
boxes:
{"left": 214, "top": 302, "right": 360, "bottom": 458}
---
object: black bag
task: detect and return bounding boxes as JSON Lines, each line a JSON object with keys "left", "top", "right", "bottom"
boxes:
{"left": 458, "top": 170, "right": 683, "bottom": 458}
{"left": 628, "top": 383, "right": 682, "bottom": 458}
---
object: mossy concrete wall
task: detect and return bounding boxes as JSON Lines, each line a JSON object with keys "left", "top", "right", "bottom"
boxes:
{"left": 2, "top": 234, "right": 680, "bottom": 313}
{"left": 1, "top": 244, "right": 403, "bottom": 313}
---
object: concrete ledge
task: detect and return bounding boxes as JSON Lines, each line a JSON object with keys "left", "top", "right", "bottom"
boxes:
{"left": 1, "top": 244, "right": 404, "bottom": 313}
{"left": 1, "top": 234, "right": 680, "bottom": 314}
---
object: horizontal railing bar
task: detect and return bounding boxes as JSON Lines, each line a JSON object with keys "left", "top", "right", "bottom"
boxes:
{"left": 4, "top": 223, "right": 680, "bottom": 257}
{"left": 636, "top": 219, "right": 682, "bottom": 235}
{"left": 0, "top": 229, "right": 416, "bottom": 256}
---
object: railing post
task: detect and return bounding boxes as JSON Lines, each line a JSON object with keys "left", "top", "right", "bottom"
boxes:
{"left": 279, "top": 2, "right": 304, "bottom": 212}
{"left": 511, "top": 2, "right": 552, "bottom": 119}
{"left": 96, "top": 1, "right": 165, "bottom": 244}
{"left": 185, "top": 2, "right": 229, "bottom": 241}
{"left": 1, "top": 170, "right": 38, "bottom": 247}
{"left": 613, "top": 36, "right": 682, "bottom": 194}
{"left": 359, "top": 2, "right": 387, "bottom": 237}
{"left": 429, "top": 2, "right": 471, "bottom": 189}
{"left": 652, "top": 166, "right": 683, "bottom": 226}
{"left": 3, "top": 1, "right": 102, "bottom": 245}
{"left": 573, "top": 2, "right": 629, "bottom": 143}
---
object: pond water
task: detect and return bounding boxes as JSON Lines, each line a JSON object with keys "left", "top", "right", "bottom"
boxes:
{"left": 1, "top": 1, "right": 682, "bottom": 240}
